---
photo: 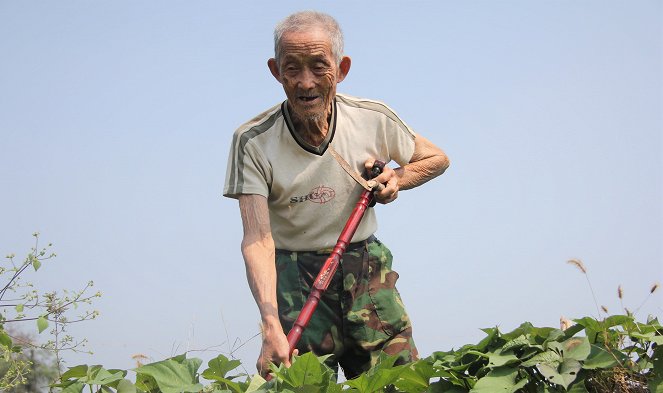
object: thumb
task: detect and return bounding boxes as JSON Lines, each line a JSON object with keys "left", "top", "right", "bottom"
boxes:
{"left": 284, "top": 349, "right": 298, "bottom": 367}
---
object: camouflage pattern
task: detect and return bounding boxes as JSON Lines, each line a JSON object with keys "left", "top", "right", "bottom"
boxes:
{"left": 275, "top": 237, "right": 418, "bottom": 379}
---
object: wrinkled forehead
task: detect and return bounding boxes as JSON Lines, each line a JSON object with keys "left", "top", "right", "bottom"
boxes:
{"left": 277, "top": 28, "right": 334, "bottom": 58}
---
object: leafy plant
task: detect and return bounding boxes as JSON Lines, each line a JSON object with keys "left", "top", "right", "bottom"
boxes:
{"left": 426, "top": 315, "right": 661, "bottom": 392}
{"left": 3, "top": 239, "right": 660, "bottom": 393}
{"left": 51, "top": 314, "right": 661, "bottom": 392}
{"left": 0, "top": 234, "right": 101, "bottom": 390}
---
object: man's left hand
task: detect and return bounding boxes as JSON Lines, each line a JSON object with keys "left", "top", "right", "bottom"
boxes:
{"left": 365, "top": 159, "right": 399, "bottom": 204}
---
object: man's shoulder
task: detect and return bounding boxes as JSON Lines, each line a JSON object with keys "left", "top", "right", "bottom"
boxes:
{"left": 335, "top": 93, "right": 412, "bottom": 132}
{"left": 336, "top": 93, "right": 402, "bottom": 119}
{"left": 234, "top": 102, "right": 284, "bottom": 137}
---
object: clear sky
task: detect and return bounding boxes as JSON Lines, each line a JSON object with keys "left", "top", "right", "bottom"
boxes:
{"left": 1, "top": 0, "right": 661, "bottom": 376}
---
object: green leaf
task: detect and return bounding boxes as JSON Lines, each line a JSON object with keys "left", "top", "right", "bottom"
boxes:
{"left": 37, "top": 315, "right": 48, "bottom": 333}
{"left": 543, "top": 329, "right": 565, "bottom": 344}
{"left": 566, "top": 377, "right": 590, "bottom": 393}
{"left": 392, "top": 360, "right": 434, "bottom": 392}
{"left": 60, "top": 365, "right": 89, "bottom": 381}
{"left": 648, "top": 346, "right": 663, "bottom": 393}
{"left": 630, "top": 331, "right": 663, "bottom": 345}
{"left": 487, "top": 350, "right": 519, "bottom": 368}
{"left": 59, "top": 381, "right": 85, "bottom": 393}
{"left": 58, "top": 364, "right": 125, "bottom": 386}
{"left": 603, "top": 314, "right": 633, "bottom": 328}
{"left": 344, "top": 353, "right": 407, "bottom": 393}
{"left": 116, "top": 379, "right": 137, "bottom": 393}
{"left": 562, "top": 337, "right": 590, "bottom": 361}
{"left": 475, "top": 327, "right": 499, "bottom": 352}
{"left": 469, "top": 366, "right": 524, "bottom": 393}
{"left": 572, "top": 317, "right": 602, "bottom": 332}
{"left": 558, "top": 359, "right": 582, "bottom": 390}
{"left": 271, "top": 352, "right": 333, "bottom": 389}
{"left": 201, "top": 354, "right": 242, "bottom": 381}
{"left": 31, "top": 255, "right": 41, "bottom": 271}
{"left": 501, "top": 322, "right": 534, "bottom": 341}
{"left": 537, "top": 363, "right": 563, "bottom": 387}
{"left": 0, "top": 330, "right": 13, "bottom": 349}
{"left": 521, "top": 350, "right": 562, "bottom": 367}
{"left": 583, "top": 344, "right": 623, "bottom": 370}
{"left": 562, "top": 323, "right": 586, "bottom": 339}
{"left": 529, "top": 327, "right": 559, "bottom": 344}
{"left": 501, "top": 335, "right": 530, "bottom": 352}
{"left": 15, "top": 304, "right": 24, "bottom": 313}
{"left": 81, "top": 365, "right": 125, "bottom": 386}
{"left": 650, "top": 381, "right": 663, "bottom": 393}
{"left": 135, "top": 356, "right": 204, "bottom": 393}
{"left": 428, "top": 379, "right": 469, "bottom": 392}
{"left": 244, "top": 374, "right": 267, "bottom": 393}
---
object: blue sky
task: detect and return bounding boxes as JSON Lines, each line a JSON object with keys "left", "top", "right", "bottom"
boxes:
{"left": 1, "top": 1, "right": 661, "bottom": 376}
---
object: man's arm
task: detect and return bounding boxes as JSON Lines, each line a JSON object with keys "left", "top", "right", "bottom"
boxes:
{"left": 238, "top": 194, "right": 291, "bottom": 375}
{"left": 396, "top": 135, "right": 449, "bottom": 189}
{"left": 369, "top": 135, "right": 450, "bottom": 203}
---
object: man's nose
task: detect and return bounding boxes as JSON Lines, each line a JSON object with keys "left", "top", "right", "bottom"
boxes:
{"left": 296, "top": 68, "right": 316, "bottom": 89}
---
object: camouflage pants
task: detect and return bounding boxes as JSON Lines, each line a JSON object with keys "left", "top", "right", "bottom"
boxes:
{"left": 275, "top": 236, "right": 418, "bottom": 379}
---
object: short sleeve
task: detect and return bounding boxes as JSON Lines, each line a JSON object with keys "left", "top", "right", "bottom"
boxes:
{"left": 223, "top": 134, "right": 271, "bottom": 199}
{"left": 384, "top": 111, "right": 416, "bottom": 167}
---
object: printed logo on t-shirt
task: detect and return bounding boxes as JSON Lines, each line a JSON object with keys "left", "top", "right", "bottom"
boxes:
{"left": 289, "top": 185, "right": 336, "bottom": 204}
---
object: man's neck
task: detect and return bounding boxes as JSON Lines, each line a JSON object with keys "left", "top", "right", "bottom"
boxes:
{"left": 288, "top": 103, "right": 334, "bottom": 147}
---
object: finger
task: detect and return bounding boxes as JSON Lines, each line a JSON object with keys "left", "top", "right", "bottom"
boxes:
{"left": 376, "top": 166, "right": 395, "bottom": 182}
{"left": 377, "top": 183, "right": 398, "bottom": 203}
{"left": 257, "top": 360, "right": 267, "bottom": 377}
{"left": 379, "top": 177, "right": 397, "bottom": 196}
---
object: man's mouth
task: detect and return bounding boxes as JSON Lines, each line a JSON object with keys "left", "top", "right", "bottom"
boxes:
{"left": 298, "top": 96, "right": 319, "bottom": 102}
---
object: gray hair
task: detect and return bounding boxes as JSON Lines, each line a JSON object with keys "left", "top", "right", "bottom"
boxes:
{"left": 273, "top": 11, "right": 344, "bottom": 65}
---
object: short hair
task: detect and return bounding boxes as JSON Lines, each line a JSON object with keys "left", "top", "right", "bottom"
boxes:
{"left": 273, "top": 11, "right": 344, "bottom": 65}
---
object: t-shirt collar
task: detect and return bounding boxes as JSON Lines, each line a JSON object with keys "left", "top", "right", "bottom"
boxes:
{"left": 281, "top": 98, "right": 337, "bottom": 156}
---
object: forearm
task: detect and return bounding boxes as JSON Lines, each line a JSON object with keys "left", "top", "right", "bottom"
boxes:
{"left": 395, "top": 135, "right": 450, "bottom": 190}
{"left": 237, "top": 195, "right": 292, "bottom": 373}
{"left": 241, "top": 237, "right": 281, "bottom": 330}
{"left": 239, "top": 195, "right": 283, "bottom": 333}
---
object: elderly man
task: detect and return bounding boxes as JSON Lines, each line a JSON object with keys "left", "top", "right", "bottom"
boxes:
{"left": 223, "top": 11, "right": 449, "bottom": 378}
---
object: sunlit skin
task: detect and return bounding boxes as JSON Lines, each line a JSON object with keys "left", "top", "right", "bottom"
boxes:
{"left": 268, "top": 28, "right": 350, "bottom": 147}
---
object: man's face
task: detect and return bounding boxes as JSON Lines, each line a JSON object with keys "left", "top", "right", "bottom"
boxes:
{"left": 271, "top": 29, "right": 347, "bottom": 122}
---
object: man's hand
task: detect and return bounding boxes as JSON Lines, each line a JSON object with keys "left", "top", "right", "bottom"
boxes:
{"left": 256, "top": 322, "right": 299, "bottom": 377}
{"left": 257, "top": 324, "right": 291, "bottom": 377}
{"left": 364, "top": 135, "right": 449, "bottom": 204}
{"left": 364, "top": 159, "right": 400, "bottom": 204}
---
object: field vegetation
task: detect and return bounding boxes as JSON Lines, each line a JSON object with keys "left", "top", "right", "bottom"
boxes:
{"left": 1, "top": 236, "right": 660, "bottom": 392}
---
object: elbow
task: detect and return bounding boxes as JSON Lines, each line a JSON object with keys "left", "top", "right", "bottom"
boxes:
{"left": 241, "top": 233, "right": 275, "bottom": 262}
{"left": 442, "top": 154, "right": 450, "bottom": 173}
{"left": 437, "top": 152, "right": 450, "bottom": 176}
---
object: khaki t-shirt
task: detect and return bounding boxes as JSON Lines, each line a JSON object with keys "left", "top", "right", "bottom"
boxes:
{"left": 224, "top": 93, "right": 416, "bottom": 251}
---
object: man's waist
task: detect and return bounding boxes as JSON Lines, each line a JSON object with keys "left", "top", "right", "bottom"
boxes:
{"left": 276, "top": 234, "right": 377, "bottom": 255}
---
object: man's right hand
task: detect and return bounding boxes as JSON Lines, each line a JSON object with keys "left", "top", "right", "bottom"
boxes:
{"left": 256, "top": 325, "right": 292, "bottom": 377}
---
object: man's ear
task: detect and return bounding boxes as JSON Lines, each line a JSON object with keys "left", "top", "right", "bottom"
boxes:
{"left": 268, "top": 58, "right": 282, "bottom": 82}
{"left": 337, "top": 56, "right": 351, "bottom": 83}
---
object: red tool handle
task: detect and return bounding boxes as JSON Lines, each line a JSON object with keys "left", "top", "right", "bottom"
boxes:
{"left": 265, "top": 160, "right": 385, "bottom": 380}
{"left": 287, "top": 160, "right": 385, "bottom": 352}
